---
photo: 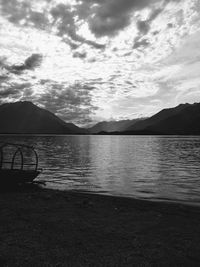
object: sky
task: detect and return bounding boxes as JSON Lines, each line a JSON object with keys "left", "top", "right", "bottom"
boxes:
{"left": 0, "top": 0, "right": 200, "bottom": 126}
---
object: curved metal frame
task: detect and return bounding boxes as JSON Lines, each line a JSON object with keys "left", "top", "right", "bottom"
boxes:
{"left": 0, "top": 143, "right": 39, "bottom": 171}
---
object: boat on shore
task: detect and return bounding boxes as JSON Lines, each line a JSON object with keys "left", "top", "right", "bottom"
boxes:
{"left": 0, "top": 143, "right": 41, "bottom": 184}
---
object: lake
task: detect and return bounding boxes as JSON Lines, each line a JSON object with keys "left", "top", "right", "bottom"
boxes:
{"left": 1, "top": 135, "right": 200, "bottom": 205}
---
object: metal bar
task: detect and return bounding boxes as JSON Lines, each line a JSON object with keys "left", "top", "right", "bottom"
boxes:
{"left": 32, "top": 149, "right": 38, "bottom": 171}
{"left": 11, "top": 148, "right": 19, "bottom": 170}
{"left": 11, "top": 148, "right": 24, "bottom": 170}
{"left": 19, "top": 148, "right": 23, "bottom": 170}
{"left": 0, "top": 147, "right": 3, "bottom": 170}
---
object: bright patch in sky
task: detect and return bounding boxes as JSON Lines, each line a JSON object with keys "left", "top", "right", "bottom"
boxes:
{"left": 0, "top": 0, "right": 200, "bottom": 125}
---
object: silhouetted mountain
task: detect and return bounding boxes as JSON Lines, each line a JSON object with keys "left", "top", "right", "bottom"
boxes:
{"left": 125, "top": 103, "right": 200, "bottom": 135}
{"left": 88, "top": 119, "right": 144, "bottom": 134}
{"left": 0, "top": 101, "right": 85, "bottom": 134}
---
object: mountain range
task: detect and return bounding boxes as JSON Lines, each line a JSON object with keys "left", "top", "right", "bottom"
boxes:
{"left": 87, "top": 119, "right": 145, "bottom": 134}
{"left": 125, "top": 103, "right": 200, "bottom": 135}
{"left": 0, "top": 101, "right": 85, "bottom": 134}
{"left": 0, "top": 101, "right": 199, "bottom": 135}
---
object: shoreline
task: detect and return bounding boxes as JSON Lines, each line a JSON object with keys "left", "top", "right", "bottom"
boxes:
{"left": 0, "top": 185, "right": 200, "bottom": 266}
{"left": 42, "top": 182, "right": 200, "bottom": 208}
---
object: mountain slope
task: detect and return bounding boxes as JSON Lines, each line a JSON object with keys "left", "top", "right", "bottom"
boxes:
{"left": 0, "top": 101, "right": 85, "bottom": 134}
{"left": 88, "top": 119, "right": 144, "bottom": 134}
{"left": 126, "top": 103, "right": 200, "bottom": 134}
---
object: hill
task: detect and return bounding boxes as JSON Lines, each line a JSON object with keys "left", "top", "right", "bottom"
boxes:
{"left": 88, "top": 119, "right": 144, "bottom": 134}
{"left": 0, "top": 101, "right": 85, "bottom": 134}
{"left": 125, "top": 103, "right": 200, "bottom": 135}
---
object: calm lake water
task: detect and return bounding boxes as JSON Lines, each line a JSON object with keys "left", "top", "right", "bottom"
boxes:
{"left": 1, "top": 135, "right": 200, "bottom": 205}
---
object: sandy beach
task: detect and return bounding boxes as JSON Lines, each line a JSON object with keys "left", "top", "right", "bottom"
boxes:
{"left": 0, "top": 185, "right": 200, "bottom": 267}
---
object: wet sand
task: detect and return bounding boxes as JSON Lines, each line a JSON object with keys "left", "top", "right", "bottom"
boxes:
{"left": 0, "top": 185, "right": 200, "bottom": 267}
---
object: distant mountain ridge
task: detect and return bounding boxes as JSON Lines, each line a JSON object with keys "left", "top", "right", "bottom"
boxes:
{"left": 0, "top": 101, "right": 85, "bottom": 134}
{"left": 125, "top": 103, "right": 200, "bottom": 135}
{"left": 0, "top": 101, "right": 199, "bottom": 135}
{"left": 88, "top": 119, "right": 145, "bottom": 133}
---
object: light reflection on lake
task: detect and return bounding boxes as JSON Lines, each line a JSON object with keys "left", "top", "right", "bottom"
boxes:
{"left": 1, "top": 135, "right": 200, "bottom": 205}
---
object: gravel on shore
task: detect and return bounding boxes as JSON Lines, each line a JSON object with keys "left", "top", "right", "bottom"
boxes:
{"left": 0, "top": 184, "right": 200, "bottom": 267}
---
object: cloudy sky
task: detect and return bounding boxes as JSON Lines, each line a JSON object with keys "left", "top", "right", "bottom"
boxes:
{"left": 0, "top": 0, "right": 200, "bottom": 126}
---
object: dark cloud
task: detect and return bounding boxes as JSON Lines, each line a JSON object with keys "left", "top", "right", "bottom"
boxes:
{"left": 27, "top": 11, "right": 49, "bottom": 30}
{"left": 0, "top": 0, "right": 29, "bottom": 23}
{"left": 84, "top": 40, "right": 105, "bottom": 50}
{"left": 0, "top": 0, "right": 181, "bottom": 49}
{"left": 167, "top": 23, "right": 174, "bottom": 28}
{"left": 81, "top": 0, "right": 180, "bottom": 38}
{"left": 64, "top": 31, "right": 105, "bottom": 49}
{"left": 133, "top": 38, "right": 150, "bottom": 49}
{"left": 85, "top": 0, "right": 163, "bottom": 37}
{"left": 0, "top": 0, "right": 104, "bottom": 50}
{"left": 0, "top": 75, "right": 8, "bottom": 81}
{"left": 63, "top": 37, "right": 81, "bottom": 50}
{"left": 73, "top": 51, "right": 87, "bottom": 59}
{"left": 133, "top": 6, "right": 165, "bottom": 49}
{"left": 0, "top": 88, "right": 19, "bottom": 97}
{"left": 35, "top": 81, "right": 98, "bottom": 125}
{"left": 0, "top": 54, "right": 42, "bottom": 76}
{"left": 0, "top": 82, "right": 32, "bottom": 104}
{"left": 50, "top": 4, "right": 75, "bottom": 37}
{"left": 136, "top": 20, "right": 150, "bottom": 35}
{"left": 50, "top": 3, "right": 105, "bottom": 49}
{"left": 12, "top": 54, "right": 43, "bottom": 72}
{"left": 136, "top": 7, "right": 163, "bottom": 35}
{"left": 152, "top": 30, "right": 160, "bottom": 35}
{"left": 0, "top": 54, "right": 43, "bottom": 75}
{"left": 9, "top": 82, "right": 32, "bottom": 91}
{"left": 0, "top": 76, "right": 98, "bottom": 125}
{"left": 40, "top": 79, "right": 52, "bottom": 85}
{"left": 89, "top": 12, "right": 130, "bottom": 37}
{"left": 0, "top": 0, "right": 49, "bottom": 29}
{"left": 0, "top": 56, "right": 6, "bottom": 65}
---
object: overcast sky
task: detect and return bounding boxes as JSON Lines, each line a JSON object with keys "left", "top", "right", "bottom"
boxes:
{"left": 0, "top": 0, "right": 200, "bottom": 125}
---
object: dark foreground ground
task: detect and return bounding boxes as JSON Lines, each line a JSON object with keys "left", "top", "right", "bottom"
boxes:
{"left": 0, "top": 184, "right": 200, "bottom": 267}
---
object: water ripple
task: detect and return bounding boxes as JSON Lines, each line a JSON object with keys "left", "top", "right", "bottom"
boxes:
{"left": 1, "top": 135, "right": 200, "bottom": 205}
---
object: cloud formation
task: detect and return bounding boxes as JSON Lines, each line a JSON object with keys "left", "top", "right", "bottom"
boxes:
{"left": 11, "top": 54, "right": 43, "bottom": 73}
{"left": 0, "top": 54, "right": 43, "bottom": 75}
{"left": 85, "top": 0, "right": 158, "bottom": 37}
{"left": 36, "top": 81, "right": 98, "bottom": 125}
{"left": 0, "top": 0, "right": 200, "bottom": 124}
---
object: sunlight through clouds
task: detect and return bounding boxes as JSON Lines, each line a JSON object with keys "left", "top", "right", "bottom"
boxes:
{"left": 0, "top": 0, "right": 200, "bottom": 125}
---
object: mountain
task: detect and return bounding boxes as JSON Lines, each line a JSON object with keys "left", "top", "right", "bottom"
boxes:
{"left": 2, "top": 101, "right": 199, "bottom": 135}
{"left": 0, "top": 101, "right": 85, "bottom": 134}
{"left": 88, "top": 119, "right": 144, "bottom": 134}
{"left": 125, "top": 103, "right": 200, "bottom": 135}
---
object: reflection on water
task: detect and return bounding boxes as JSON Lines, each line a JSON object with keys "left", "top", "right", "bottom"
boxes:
{"left": 1, "top": 135, "right": 200, "bottom": 204}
